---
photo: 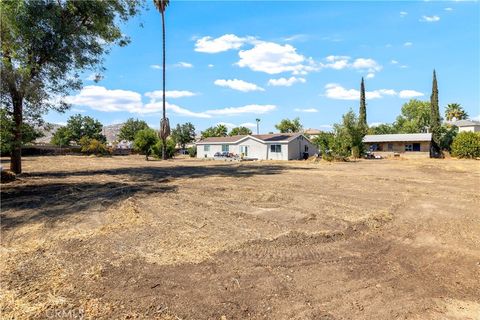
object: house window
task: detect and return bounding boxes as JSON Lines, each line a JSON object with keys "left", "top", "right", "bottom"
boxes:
{"left": 413, "top": 143, "right": 421, "bottom": 151}
{"left": 270, "top": 144, "right": 282, "bottom": 153}
{"left": 304, "top": 145, "right": 309, "bottom": 152}
{"left": 222, "top": 144, "right": 229, "bottom": 152}
{"left": 387, "top": 143, "right": 393, "bottom": 151}
{"left": 204, "top": 145, "right": 210, "bottom": 151}
{"left": 405, "top": 144, "right": 413, "bottom": 151}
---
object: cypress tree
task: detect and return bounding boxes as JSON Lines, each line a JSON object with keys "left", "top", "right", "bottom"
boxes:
{"left": 359, "top": 77, "right": 367, "bottom": 128}
{"left": 430, "top": 70, "right": 441, "bottom": 156}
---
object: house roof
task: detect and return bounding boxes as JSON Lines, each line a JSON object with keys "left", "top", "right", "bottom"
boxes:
{"left": 197, "top": 133, "right": 302, "bottom": 144}
{"left": 363, "top": 133, "right": 432, "bottom": 143}
{"left": 303, "top": 128, "right": 322, "bottom": 135}
{"left": 453, "top": 119, "right": 480, "bottom": 127}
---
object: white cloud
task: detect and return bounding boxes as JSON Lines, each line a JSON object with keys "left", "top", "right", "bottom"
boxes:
{"left": 400, "top": 65, "right": 409, "bottom": 69}
{"left": 71, "top": 108, "right": 86, "bottom": 113}
{"left": 294, "top": 108, "right": 318, "bottom": 113}
{"left": 208, "top": 64, "right": 214, "bottom": 68}
{"left": 205, "top": 104, "right": 276, "bottom": 116}
{"left": 398, "top": 90, "right": 424, "bottom": 98}
{"left": 214, "top": 79, "right": 265, "bottom": 92}
{"left": 404, "top": 42, "right": 413, "bottom": 47}
{"left": 420, "top": 15, "right": 440, "bottom": 22}
{"left": 194, "top": 34, "right": 256, "bottom": 53}
{"left": 268, "top": 77, "right": 306, "bottom": 87}
{"left": 323, "top": 55, "right": 351, "bottom": 70}
{"left": 240, "top": 122, "right": 257, "bottom": 128}
{"left": 324, "top": 84, "right": 397, "bottom": 100}
{"left": 319, "top": 56, "right": 382, "bottom": 76}
{"left": 352, "top": 58, "right": 382, "bottom": 72}
{"left": 85, "top": 73, "right": 98, "bottom": 81}
{"left": 391, "top": 60, "right": 399, "bottom": 64}
{"left": 237, "top": 41, "right": 317, "bottom": 75}
{"left": 150, "top": 64, "right": 162, "bottom": 69}
{"left": 400, "top": 11, "right": 408, "bottom": 17}
{"left": 175, "top": 61, "right": 193, "bottom": 68}
{"left": 444, "top": 7, "right": 453, "bottom": 11}
{"left": 145, "top": 90, "right": 197, "bottom": 99}
{"left": 366, "top": 73, "right": 375, "bottom": 79}
{"left": 283, "top": 34, "right": 309, "bottom": 42}
{"left": 65, "top": 86, "right": 143, "bottom": 112}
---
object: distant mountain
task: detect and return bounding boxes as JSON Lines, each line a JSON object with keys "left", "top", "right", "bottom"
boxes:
{"left": 34, "top": 123, "right": 63, "bottom": 144}
{"left": 102, "top": 123, "right": 124, "bottom": 142}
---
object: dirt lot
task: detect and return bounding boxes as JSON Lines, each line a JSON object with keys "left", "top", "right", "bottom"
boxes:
{"left": 1, "top": 155, "right": 479, "bottom": 319}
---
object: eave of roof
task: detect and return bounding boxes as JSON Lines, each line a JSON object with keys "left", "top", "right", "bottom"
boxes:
{"left": 363, "top": 133, "right": 432, "bottom": 143}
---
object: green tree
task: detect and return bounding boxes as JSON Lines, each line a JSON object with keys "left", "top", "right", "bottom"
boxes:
{"left": 153, "top": 0, "right": 171, "bottom": 160}
{"left": 0, "top": 0, "right": 142, "bottom": 173}
{"left": 439, "top": 124, "right": 458, "bottom": 151}
{"left": 451, "top": 132, "right": 480, "bottom": 158}
{"left": 50, "top": 126, "right": 71, "bottom": 146}
{"left": 171, "top": 122, "right": 196, "bottom": 149}
{"left": 311, "top": 132, "right": 334, "bottom": 154}
{"left": 229, "top": 126, "right": 252, "bottom": 136}
{"left": 445, "top": 103, "right": 468, "bottom": 122}
{"left": 359, "top": 77, "right": 367, "bottom": 130}
{"left": 201, "top": 124, "right": 228, "bottom": 139}
{"left": 51, "top": 114, "right": 106, "bottom": 145}
{"left": 332, "top": 110, "right": 365, "bottom": 158}
{"left": 152, "top": 138, "right": 176, "bottom": 159}
{"left": 79, "top": 137, "right": 108, "bottom": 155}
{"left": 118, "top": 118, "right": 149, "bottom": 142}
{"left": 430, "top": 70, "right": 442, "bottom": 155}
{"left": 368, "top": 123, "right": 397, "bottom": 135}
{"left": 134, "top": 128, "right": 159, "bottom": 160}
{"left": 0, "top": 108, "right": 42, "bottom": 155}
{"left": 394, "top": 99, "right": 431, "bottom": 133}
{"left": 275, "top": 117, "right": 303, "bottom": 133}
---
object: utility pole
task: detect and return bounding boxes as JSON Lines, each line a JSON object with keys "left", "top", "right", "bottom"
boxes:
{"left": 256, "top": 118, "right": 260, "bottom": 135}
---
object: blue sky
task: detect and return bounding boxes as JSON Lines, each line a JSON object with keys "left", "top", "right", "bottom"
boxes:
{"left": 47, "top": 0, "right": 480, "bottom": 133}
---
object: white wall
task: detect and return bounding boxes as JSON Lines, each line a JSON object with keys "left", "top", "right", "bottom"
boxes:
{"left": 459, "top": 125, "right": 480, "bottom": 133}
{"left": 287, "top": 136, "right": 318, "bottom": 159}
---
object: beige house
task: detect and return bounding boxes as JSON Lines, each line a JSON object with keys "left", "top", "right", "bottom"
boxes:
{"left": 453, "top": 119, "right": 480, "bottom": 132}
{"left": 363, "top": 133, "right": 432, "bottom": 158}
{"left": 196, "top": 133, "right": 318, "bottom": 160}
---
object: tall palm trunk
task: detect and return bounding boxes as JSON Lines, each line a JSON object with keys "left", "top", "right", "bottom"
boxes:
{"left": 161, "top": 9, "right": 167, "bottom": 160}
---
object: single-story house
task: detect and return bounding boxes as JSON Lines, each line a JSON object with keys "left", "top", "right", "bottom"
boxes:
{"left": 453, "top": 119, "right": 480, "bottom": 132}
{"left": 196, "top": 133, "right": 318, "bottom": 160}
{"left": 303, "top": 128, "right": 322, "bottom": 138}
{"left": 363, "top": 133, "right": 432, "bottom": 157}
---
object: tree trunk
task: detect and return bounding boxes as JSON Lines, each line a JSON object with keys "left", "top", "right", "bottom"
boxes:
{"left": 161, "top": 10, "right": 167, "bottom": 160}
{"left": 10, "top": 96, "right": 23, "bottom": 174}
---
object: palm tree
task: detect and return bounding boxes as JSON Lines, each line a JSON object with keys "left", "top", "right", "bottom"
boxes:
{"left": 154, "top": 0, "right": 170, "bottom": 159}
{"left": 445, "top": 103, "right": 468, "bottom": 122}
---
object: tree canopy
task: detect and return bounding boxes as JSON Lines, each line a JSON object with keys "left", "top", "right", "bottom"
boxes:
{"left": 134, "top": 128, "right": 159, "bottom": 160}
{"left": 394, "top": 99, "right": 431, "bottom": 133}
{"left": 51, "top": 114, "right": 105, "bottom": 146}
{"left": 445, "top": 103, "right": 468, "bottom": 121}
{"left": 118, "top": 118, "right": 149, "bottom": 142}
{"left": 0, "top": 108, "right": 42, "bottom": 155}
{"left": 201, "top": 124, "right": 228, "bottom": 139}
{"left": 171, "top": 122, "right": 196, "bottom": 149}
{"left": 275, "top": 117, "right": 303, "bottom": 133}
{"left": 229, "top": 126, "right": 252, "bottom": 136}
{"left": 0, "top": 0, "right": 143, "bottom": 172}
{"left": 332, "top": 110, "right": 365, "bottom": 157}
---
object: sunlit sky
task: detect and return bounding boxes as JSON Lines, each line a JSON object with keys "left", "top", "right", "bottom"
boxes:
{"left": 46, "top": 0, "right": 480, "bottom": 133}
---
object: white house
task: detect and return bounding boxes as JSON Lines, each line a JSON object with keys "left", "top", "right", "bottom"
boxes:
{"left": 196, "top": 133, "right": 318, "bottom": 160}
{"left": 453, "top": 119, "right": 480, "bottom": 132}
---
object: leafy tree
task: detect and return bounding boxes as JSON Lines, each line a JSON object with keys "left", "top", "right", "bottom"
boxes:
{"left": 118, "top": 118, "right": 149, "bottom": 142}
{"left": 445, "top": 103, "right": 468, "bottom": 121}
{"left": 332, "top": 110, "right": 365, "bottom": 158}
{"left": 430, "top": 70, "right": 442, "bottom": 155}
{"left": 394, "top": 99, "right": 431, "bottom": 133}
{"left": 359, "top": 77, "right": 367, "bottom": 130}
{"left": 152, "top": 138, "right": 176, "bottom": 159}
{"left": 229, "top": 126, "right": 252, "bottom": 136}
{"left": 51, "top": 114, "right": 106, "bottom": 145}
{"left": 311, "top": 132, "right": 334, "bottom": 154}
{"left": 451, "top": 132, "right": 480, "bottom": 158}
{"left": 134, "top": 128, "right": 159, "bottom": 160}
{"left": 187, "top": 146, "right": 197, "bottom": 157}
{"left": 439, "top": 124, "right": 458, "bottom": 151}
{"left": 368, "top": 123, "right": 397, "bottom": 135}
{"left": 0, "top": 108, "right": 42, "bottom": 155}
{"left": 201, "top": 124, "right": 228, "bottom": 139}
{"left": 153, "top": 0, "right": 171, "bottom": 160}
{"left": 275, "top": 117, "right": 303, "bottom": 133}
{"left": 171, "top": 122, "right": 195, "bottom": 149}
{"left": 79, "top": 137, "right": 109, "bottom": 155}
{"left": 1, "top": 0, "right": 142, "bottom": 173}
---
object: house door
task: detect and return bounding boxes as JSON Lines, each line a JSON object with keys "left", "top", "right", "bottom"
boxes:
{"left": 240, "top": 146, "right": 248, "bottom": 157}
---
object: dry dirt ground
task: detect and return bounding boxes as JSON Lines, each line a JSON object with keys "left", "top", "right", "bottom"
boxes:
{"left": 1, "top": 155, "right": 479, "bottom": 320}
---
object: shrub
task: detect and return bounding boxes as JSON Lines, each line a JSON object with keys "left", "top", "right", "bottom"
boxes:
{"left": 187, "top": 146, "right": 197, "bottom": 157}
{"left": 451, "top": 131, "right": 480, "bottom": 158}
{"left": 152, "top": 138, "right": 176, "bottom": 159}
{"left": 79, "top": 137, "right": 109, "bottom": 155}
{"left": 134, "top": 128, "right": 159, "bottom": 160}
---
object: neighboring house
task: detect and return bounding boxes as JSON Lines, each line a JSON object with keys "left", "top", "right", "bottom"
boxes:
{"left": 453, "top": 119, "right": 480, "bottom": 132}
{"left": 363, "top": 133, "right": 432, "bottom": 157}
{"left": 303, "top": 128, "right": 322, "bottom": 138}
{"left": 196, "top": 133, "right": 318, "bottom": 160}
